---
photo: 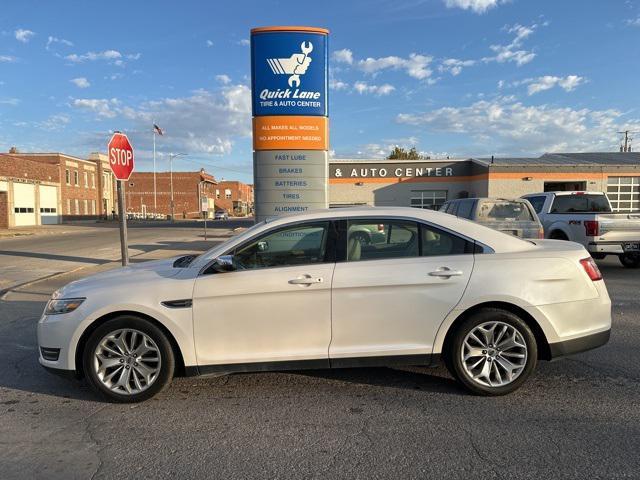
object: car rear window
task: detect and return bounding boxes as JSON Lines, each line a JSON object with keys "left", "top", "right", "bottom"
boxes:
{"left": 550, "top": 195, "right": 612, "bottom": 213}
{"left": 477, "top": 201, "right": 534, "bottom": 221}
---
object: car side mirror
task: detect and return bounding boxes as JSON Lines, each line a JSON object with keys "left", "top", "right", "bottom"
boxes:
{"left": 211, "top": 255, "right": 236, "bottom": 273}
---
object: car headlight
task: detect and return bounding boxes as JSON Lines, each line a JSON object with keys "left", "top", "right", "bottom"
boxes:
{"left": 45, "top": 298, "right": 86, "bottom": 315}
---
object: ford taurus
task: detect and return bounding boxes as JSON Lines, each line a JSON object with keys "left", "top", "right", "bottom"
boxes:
{"left": 38, "top": 207, "right": 611, "bottom": 402}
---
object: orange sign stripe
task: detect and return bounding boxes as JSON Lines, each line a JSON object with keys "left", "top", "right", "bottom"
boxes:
{"left": 250, "top": 26, "right": 329, "bottom": 35}
{"left": 253, "top": 116, "right": 328, "bottom": 151}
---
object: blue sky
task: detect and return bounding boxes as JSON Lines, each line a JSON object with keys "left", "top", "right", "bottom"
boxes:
{"left": 1, "top": 0, "right": 640, "bottom": 183}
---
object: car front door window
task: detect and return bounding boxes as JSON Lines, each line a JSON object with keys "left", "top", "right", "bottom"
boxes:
{"left": 233, "top": 222, "right": 330, "bottom": 269}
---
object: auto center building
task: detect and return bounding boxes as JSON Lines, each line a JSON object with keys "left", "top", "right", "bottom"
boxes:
{"left": 328, "top": 152, "right": 640, "bottom": 213}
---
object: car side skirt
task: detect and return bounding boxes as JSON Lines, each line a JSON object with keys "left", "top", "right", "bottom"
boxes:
{"left": 185, "top": 354, "right": 440, "bottom": 377}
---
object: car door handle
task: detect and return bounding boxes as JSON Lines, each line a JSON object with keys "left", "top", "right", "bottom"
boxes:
{"left": 428, "top": 267, "right": 463, "bottom": 278}
{"left": 288, "top": 275, "right": 323, "bottom": 285}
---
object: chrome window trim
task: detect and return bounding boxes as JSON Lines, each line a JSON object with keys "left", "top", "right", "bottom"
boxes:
{"left": 198, "top": 214, "right": 494, "bottom": 276}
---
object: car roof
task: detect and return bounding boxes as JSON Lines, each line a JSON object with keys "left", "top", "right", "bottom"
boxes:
{"left": 263, "top": 206, "right": 531, "bottom": 253}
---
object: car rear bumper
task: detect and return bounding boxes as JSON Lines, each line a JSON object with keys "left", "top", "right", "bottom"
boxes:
{"left": 588, "top": 241, "right": 640, "bottom": 254}
{"left": 548, "top": 328, "right": 610, "bottom": 359}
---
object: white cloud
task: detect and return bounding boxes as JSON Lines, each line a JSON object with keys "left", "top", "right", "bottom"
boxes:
{"left": 237, "top": 39, "right": 250, "bottom": 46}
{"left": 15, "top": 28, "right": 35, "bottom": 43}
{"left": 64, "top": 49, "right": 139, "bottom": 66}
{"left": 38, "top": 114, "right": 71, "bottom": 131}
{"left": 70, "top": 77, "right": 91, "bottom": 88}
{"left": 353, "top": 81, "right": 396, "bottom": 96}
{"left": 444, "top": 0, "right": 505, "bottom": 14}
{"left": 215, "top": 74, "right": 231, "bottom": 84}
{"left": 626, "top": 16, "right": 640, "bottom": 26}
{"left": 329, "top": 78, "right": 349, "bottom": 90}
{"left": 46, "top": 36, "right": 73, "bottom": 50}
{"left": 439, "top": 58, "right": 476, "bottom": 76}
{"left": 332, "top": 48, "right": 353, "bottom": 65}
{"left": 0, "top": 98, "right": 20, "bottom": 106}
{"left": 72, "top": 86, "right": 252, "bottom": 155}
{"left": 358, "top": 53, "right": 433, "bottom": 80}
{"left": 396, "top": 97, "right": 640, "bottom": 153}
{"left": 526, "top": 75, "right": 585, "bottom": 95}
{"left": 483, "top": 23, "right": 539, "bottom": 66}
{"left": 206, "top": 40, "right": 214, "bottom": 47}
{"left": 122, "top": 86, "right": 252, "bottom": 155}
{"left": 72, "top": 98, "right": 120, "bottom": 118}
{"left": 0, "top": 55, "right": 17, "bottom": 63}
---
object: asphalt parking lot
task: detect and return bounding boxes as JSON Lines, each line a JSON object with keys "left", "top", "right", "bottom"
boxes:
{"left": 0, "top": 249, "right": 638, "bottom": 479}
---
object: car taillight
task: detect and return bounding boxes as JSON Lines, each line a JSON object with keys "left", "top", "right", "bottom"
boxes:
{"left": 580, "top": 257, "right": 602, "bottom": 281}
{"left": 537, "top": 227, "right": 544, "bottom": 239}
{"left": 584, "top": 220, "right": 599, "bottom": 237}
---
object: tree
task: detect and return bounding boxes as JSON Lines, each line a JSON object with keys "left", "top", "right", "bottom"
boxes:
{"left": 386, "top": 146, "right": 429, "bottom": 160}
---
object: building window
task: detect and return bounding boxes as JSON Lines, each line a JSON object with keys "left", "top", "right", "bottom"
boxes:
{"left": 83, "top": 199, "right": 88, "bottom": 214}
{"left": 91, "top": 173, "right": 95, "bottom": 189}
{"left": 91, "top": 200, "right": 96, "bottom": 214}
{"left": 410, "top": 190, "right": 447, "bottom": 210}
{"left": 73, "top": 171, "right": 79, "bottom": 186}
{"left": 40, "top": 207, "right": 57, "bottom": 213}
{"left": 65, "top": 169, "right": 70, "bottom": 185}
{"left": 225, "top": 188, "right": 232, "bottom": 199}
{"left": 66, "top": 199, "right": 71, "bottom": 214}
{"left": 74, "top": 199, "right": 79, "bottom": 214}
{"left": 215, "top": 189, "right": 220, "bottom": 199}
{"left": 84, "top": 172, "right": 88, "bottom": 188}
{"left": 14, "top": 207, "right": 35, "bottom": 213}
{"left": 607, "top": 176, "right": 640, "bottom": 212}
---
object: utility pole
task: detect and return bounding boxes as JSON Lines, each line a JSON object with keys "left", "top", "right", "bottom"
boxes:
{"left": 617, "top": 130, "right": 638, "bottom": 152}
{"left": 168, "top": 152, "right": 187, "bottom": 221}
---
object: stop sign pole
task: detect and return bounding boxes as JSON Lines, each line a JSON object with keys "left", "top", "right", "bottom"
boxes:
{"left": 108, "top": 132, "right": 135, "bottom": 266}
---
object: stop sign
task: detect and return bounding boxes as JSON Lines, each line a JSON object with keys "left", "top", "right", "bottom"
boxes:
{"left": 108, "top": 132, "right": 135, "bottom": 180}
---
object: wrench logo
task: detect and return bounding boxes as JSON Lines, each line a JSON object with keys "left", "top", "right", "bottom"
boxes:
{"left": 266, "top": 41, "right": 313, "bottom": 88}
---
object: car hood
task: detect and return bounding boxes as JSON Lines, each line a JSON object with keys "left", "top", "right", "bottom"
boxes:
{"left": 54, "top": 257, "right": 184, "bottom": 298}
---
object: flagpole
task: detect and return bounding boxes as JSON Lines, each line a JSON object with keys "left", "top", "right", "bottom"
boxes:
{"left": 152, "top": 123, "right": 157, "bottom": 214}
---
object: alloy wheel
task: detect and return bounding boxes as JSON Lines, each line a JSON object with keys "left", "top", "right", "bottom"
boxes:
{"left": 460, "top": 321, "right": 528, "bottom": 388}
{"left": 93, "top": 328, "right": 161, "bottom": 395}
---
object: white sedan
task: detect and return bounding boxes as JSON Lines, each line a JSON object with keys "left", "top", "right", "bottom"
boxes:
{"left": 38, "top": 207, "right": 611, "bottom": 402}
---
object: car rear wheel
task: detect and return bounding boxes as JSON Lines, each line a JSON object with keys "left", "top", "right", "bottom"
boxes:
{"left": 83, "top": 316, "right": 175, "bottom": 403}
{"left": 446, "top": 309, "right": 538, "bottom": 396}
{"left": 619, "top": 253, "right": 640, "bottom": 268}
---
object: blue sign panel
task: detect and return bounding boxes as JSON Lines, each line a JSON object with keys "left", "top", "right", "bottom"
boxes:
{"left": 251, "top": 31, "right": 328, "bottom": 116}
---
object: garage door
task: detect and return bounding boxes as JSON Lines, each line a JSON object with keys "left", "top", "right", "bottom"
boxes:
{"left": 39, "top": 185, "right": 59, "bottom": 225}
{"left": 13, "top": 183, "right": 36, "bottom": 226}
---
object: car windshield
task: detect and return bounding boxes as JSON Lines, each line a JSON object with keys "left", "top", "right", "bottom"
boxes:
{"left": 550, "top": 195, "right": 612, "bottom": 213}
{"left": 477, "top": 201, "right": 534, "bottom": 221}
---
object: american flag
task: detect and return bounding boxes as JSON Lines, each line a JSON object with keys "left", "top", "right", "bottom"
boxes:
{"left": 153, "top": 124, "right": 164, "bottom": 136}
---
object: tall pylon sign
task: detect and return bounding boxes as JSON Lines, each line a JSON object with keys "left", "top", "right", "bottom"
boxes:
{"left": 250, "top": 26, "right": 329, "bottom": 221}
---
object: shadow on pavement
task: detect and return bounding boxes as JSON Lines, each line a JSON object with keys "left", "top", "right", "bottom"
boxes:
{"left": 0, "top": 250, "right": 112, "bottom": 265}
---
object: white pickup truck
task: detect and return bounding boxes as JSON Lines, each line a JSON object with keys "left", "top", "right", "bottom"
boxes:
{"left": 521, "top": 191, "right": 640, "bottom": 268}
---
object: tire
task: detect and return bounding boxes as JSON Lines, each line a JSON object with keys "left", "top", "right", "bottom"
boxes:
{"left": 446, "top": 308, "right": 538, "bottom": 396}
{"left": 549, "top": 230, "right": 568, "bottom": 240}
{"left": 619, "top": 253, "right": 640, "bottom": 268}
{"left": 83, "top": 316, "right": 175, "bottom": 403}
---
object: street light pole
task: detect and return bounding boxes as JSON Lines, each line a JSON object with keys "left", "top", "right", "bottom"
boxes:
{"left": 168, "top": 152, "right": 187, "bottom": 221}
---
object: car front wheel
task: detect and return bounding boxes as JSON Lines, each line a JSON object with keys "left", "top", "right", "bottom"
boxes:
{"left": 83, "top": 316, "right": 175, "bottom": 403}
{"left": 447, "top": 309, "right": 538, "bottom": 396}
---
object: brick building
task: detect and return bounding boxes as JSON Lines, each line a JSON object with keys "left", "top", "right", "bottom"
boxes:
{"left": 0, "top": 151, "right": 117, "bottom": 227}
{"left": 214, "top": 181, "right": 254, "bottom": 216}
{"left": 125, "top": 169, "right": 217, "bottom": 219}
{"left": 0, "top": 153, "right": 60, "bottom": 228}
